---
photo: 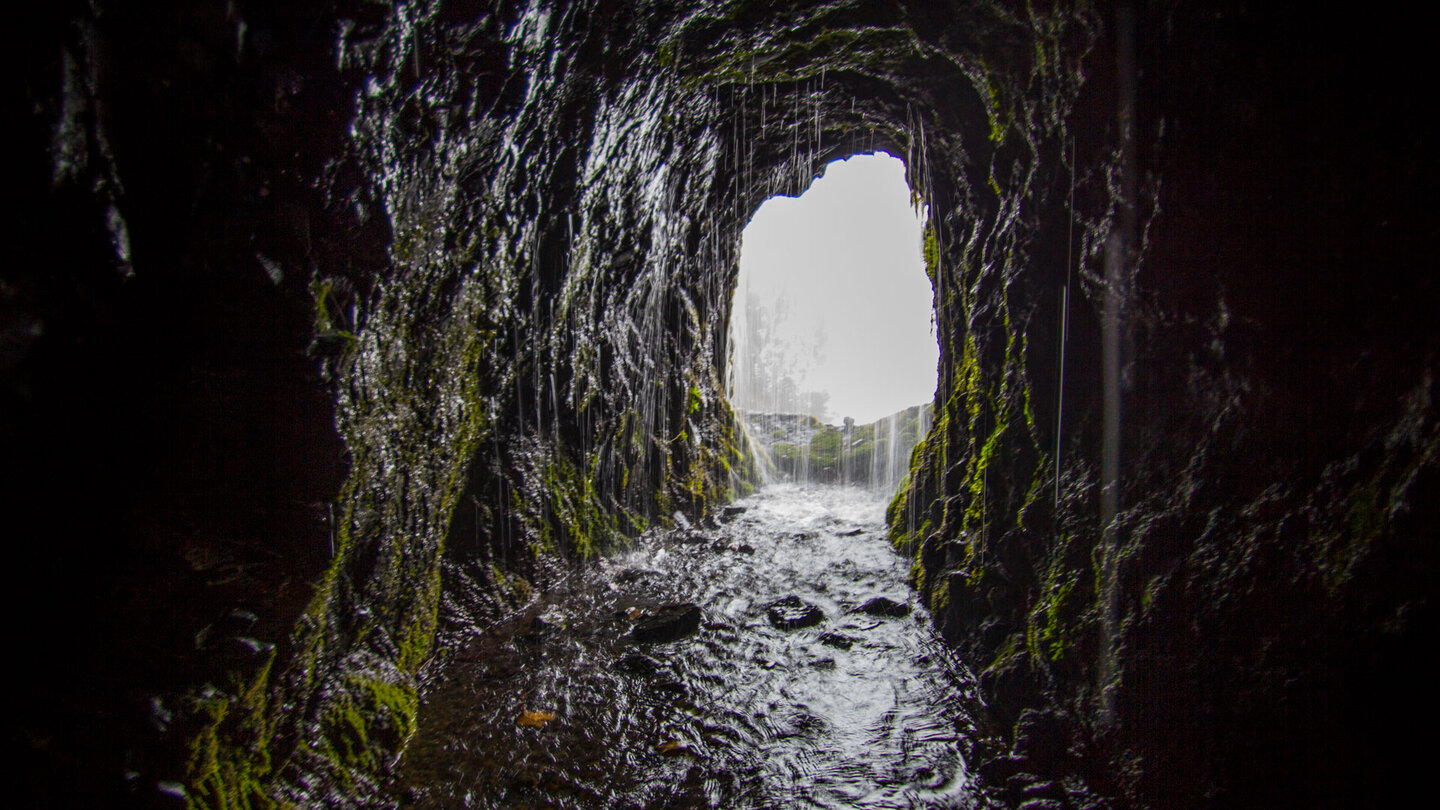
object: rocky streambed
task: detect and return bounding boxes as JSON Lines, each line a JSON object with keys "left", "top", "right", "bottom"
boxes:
{"left": 397, "top": 486, "right": 1013, "bottom": 809}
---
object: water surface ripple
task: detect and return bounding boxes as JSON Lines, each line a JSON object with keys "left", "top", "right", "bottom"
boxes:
{"left": 400, "top": 485, "right": 993, "bottom": 809}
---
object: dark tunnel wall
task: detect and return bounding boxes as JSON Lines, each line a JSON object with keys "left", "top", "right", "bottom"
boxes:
{"left": 6, "top": 1, "right": 1438, "bottom": 807}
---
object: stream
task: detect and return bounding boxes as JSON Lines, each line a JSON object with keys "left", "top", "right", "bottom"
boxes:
{"left": 398, "top": 485, "right": 995, "bottom": 809}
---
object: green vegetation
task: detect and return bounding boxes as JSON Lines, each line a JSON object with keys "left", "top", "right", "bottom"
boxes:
{"left": 680, "top": 24, "right": 916, "bottom": 89}
{"left": 1026, "top": 550, "right": 1079, "bottom": 664}
{"left": 923, "top": 226, "right": 941, "bottom": 284}
{"left": 532, "top": 450, "right": 615, "bottom": 559}
{"left": 184, "top": 652, "right": 277, "bottom": 810}
{"left": 310, "top": 278, "right": 357, "bottom": 345}
{"left": 886, "top": 217, "right": 1058, "bottom": 671}
{"left": 318, "top": 673, "right": 418, "bottom": 779}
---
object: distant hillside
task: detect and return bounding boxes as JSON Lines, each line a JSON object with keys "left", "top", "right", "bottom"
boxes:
{"left": 739, "top": 404, "right": 933, "bottom": 493}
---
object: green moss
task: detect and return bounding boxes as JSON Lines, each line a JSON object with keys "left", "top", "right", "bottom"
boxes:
{"left": 809, "top": 428, "right": 842, "bottom": 474}
{"left": 318, "top": 673, "right": 418, "bottom": 777}
{"left": 538, "top": 450, "right": 616, "bottom": 559}
{"left": 985, "top": 631, "right": 1026, "bottom": 676}
{"left": 184, "top": 652, "right": 278, "bottom": 810}
{"left": 1016, "top": 466, "right": 1047, "bottom": 530}
{"left": 922, "top": 226, "right": 941, "bottom": 284}
{"left": 190, "top": 255, "right": 502, "bottom": 800}
{"left": 1026, "top": 550, "right": 1079, "bottom": 664}
{"left": 681, "top": 25, "right": 913, "bottom": 89}
{"left": 489, "top": 563, "right": 534, "bottom": 604}
{"left": 929, "top": 568, "right": 951, "bottom": 613}
{"left": 976, "top": 67, "right": 1009, "bottom": 145}
{"left": 397, "top": 561, "right": 442, "bottom": 672}
{"left": 310, "top": 279, "right": 357, "bottom": 345}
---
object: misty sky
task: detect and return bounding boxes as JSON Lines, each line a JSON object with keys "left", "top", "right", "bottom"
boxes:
{"left": 733, "top": 152, "right": 938, "bottom": 425}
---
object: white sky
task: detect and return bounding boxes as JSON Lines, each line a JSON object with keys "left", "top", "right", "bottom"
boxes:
{"left": 733, "top": 152, "right": 938, "bottom": 424}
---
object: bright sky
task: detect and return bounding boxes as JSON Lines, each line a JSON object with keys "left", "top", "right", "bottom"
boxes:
{"left": 732, "top": 153, "right": 938, "bottom": 425}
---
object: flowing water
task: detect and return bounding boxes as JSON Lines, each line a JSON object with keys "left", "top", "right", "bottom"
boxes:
{"left": 399, "top": 485, "right": 994, "bottom": 809}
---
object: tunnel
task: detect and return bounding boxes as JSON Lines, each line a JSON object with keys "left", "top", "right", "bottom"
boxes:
{"left": 7, "top": 1, "right": 1438, "bottom": 807}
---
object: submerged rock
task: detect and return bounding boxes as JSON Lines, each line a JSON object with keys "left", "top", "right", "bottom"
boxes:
{"left": 857, "top": 596, "right": 912, "bottom": 618}
{"left": 629, "top": 603, "right": 702, "bottom": 644}
{"left": 766, "top": 595, "right": 825, "bottom": 630}
{"left": 718, "top": 505, "right": 747, "bottom": 523}
{"left": 671, "top": 531, "right": 712, "bottom": 546}
{"left": 617, "top": 652, "right": 664, "bottom": 677}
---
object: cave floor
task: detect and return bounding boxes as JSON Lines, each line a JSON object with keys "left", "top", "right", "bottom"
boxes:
{"left": 395, "top": 485, "right": 994, "bottom": 809}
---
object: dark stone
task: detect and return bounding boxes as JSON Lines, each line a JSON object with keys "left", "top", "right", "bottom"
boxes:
{"left": 515, "top": 613, "right": 559, "bottom": 642}
{"left": 718, "top": 506, "right": 747, "bottom": 523}
{"left": 617, "top": 653, "right": 662, "bottom": 677}
{"left": 614, "top": 568, "right": 651, "bottom": 586}
{"left": 192, "top": 608, "right": 261, "bottom": 652}
{"left": 1012, "top": 710, "right": 1070, "bottom": 772}
{"left": 976, "top": 754, "right": 1027, "bottom": 786}
{"left": 1015, "top": 800, "right": 1065, "bottom": 810}
{"left": 1011, "top": 777, "right": 1065, "bottom": 801}
{"left": 766, "top": 596, "right": 825, "bottom": 630}
{"left": 817, "top": 632, "right": 855, "bottom": 650}
{"left": 629, "top": 603, "right": 701, "bottom": 644}
{"left": 856, "top": 596, "right": 912, "bottom": 618}
{"left": 652, "top": 680, "right": 688, "bottom": 696}
{"left": 1019, "top": 778, "right": 1065, "bottom": 795}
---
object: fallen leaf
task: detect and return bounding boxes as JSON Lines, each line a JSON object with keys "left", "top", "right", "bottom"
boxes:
{"left": 656, "top": 739, "right": 689, "bottom": 755}
{"left": 517, "top": 710, "right": 557, "bottom": 728}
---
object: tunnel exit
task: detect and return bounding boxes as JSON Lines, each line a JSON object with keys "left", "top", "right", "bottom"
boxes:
{"left": 728, "top": 152, "right": 937, "bottom": 491}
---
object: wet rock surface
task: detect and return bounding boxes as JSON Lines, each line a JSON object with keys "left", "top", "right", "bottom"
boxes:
{"left": 629, "top": 602, "right": 703, "bottom": 644}
{"left": 765, "top": 595, "right": 826, "bottom": 630}
{"left": 398, "top": 486, "right": 998, "bottom": 809}
{"left": 857, "top": 596, "right": 912, "bottom": 618}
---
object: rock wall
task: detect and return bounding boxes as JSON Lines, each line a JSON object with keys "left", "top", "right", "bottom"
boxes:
{"left": 888, "top": 3, "right": 1440, "bottom": 808}
{"left": 8, "top": 0, "right": 1436, "bottom": 807}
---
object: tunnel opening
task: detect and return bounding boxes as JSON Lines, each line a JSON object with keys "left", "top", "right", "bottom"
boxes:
{"left": 727, "top": 152, "right": 937, "bottom": 493}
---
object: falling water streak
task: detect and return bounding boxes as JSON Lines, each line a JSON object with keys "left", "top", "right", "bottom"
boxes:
{"left": 1056, "top": 135, "right": 1076, "bottom": 508}
{"left": 1055, "top": 282, "right": 1068, "bottom": 507}
{"left": 881, "top": 412, "right": 892, "bottom": 490}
